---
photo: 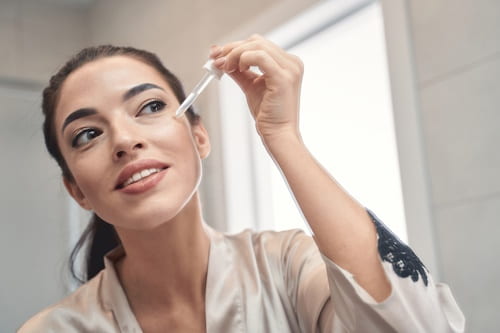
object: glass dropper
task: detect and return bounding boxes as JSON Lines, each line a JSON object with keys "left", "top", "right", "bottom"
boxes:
{"left": 175, "top": 59, "right": 224, "bottom": 118}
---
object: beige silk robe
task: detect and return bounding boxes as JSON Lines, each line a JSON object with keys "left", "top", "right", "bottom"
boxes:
{"left": 19, "top": 212, "right": 465, "bottom": 332}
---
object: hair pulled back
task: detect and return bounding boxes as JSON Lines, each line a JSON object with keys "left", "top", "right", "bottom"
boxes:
{"left": 42, "top": 45, "right": 199, "bottom": 284}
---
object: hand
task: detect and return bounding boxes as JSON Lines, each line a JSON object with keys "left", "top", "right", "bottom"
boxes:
{"left": 210, "top": 34, "right": 304, "bottom": 145}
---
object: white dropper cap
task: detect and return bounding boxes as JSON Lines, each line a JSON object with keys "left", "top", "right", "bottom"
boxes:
{"left": 175, "top": 59, "right": 224, "bottom": 118}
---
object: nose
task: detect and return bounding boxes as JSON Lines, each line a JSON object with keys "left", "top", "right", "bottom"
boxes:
{"left": 114, "top": 142, "right": 143, "bottom": 159}
{"left": 111, "top": 123, "right": 145, "bottom": 161}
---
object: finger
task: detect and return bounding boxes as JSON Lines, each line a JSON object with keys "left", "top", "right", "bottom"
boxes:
{"left": 217, "top": 34, "right": 269, "bottom": 55}
{"left": 227, "top": 69, "right": 260, "bottom": 92}
{"left": 246, "top": 34, "right": 302, "bottom": 71}
{"left": 208, "top": 45, "right": 223, "bottom": 59}
{"left": 209, "top": 40, "right": 246, "bottom": 59}
{"left": 224, "top": 42, "right": 283, "bottom": 72}
{"left": 225, "top": 38, "right": 302, "bottom": 76}
{"left": 211, "top": 35, "right": 303, "bottom": 82}
{"left": 236, "top": 49, "right": 284, "bottom": 80}
{"left": 210, "top": 40, "right": 249, "bottom": 72}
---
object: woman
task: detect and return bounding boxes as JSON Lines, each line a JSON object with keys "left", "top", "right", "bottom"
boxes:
{"left": 20, "top": 35, "right": 464, "bottom": 332}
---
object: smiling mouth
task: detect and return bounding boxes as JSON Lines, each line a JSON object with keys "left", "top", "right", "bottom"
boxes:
{"left": 116, "top": 167, "right": 168, "bottom": 189}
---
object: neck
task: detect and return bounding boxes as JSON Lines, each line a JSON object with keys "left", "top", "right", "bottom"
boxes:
{"left": 114, "top": 193, "right": 210, "bottom": 308}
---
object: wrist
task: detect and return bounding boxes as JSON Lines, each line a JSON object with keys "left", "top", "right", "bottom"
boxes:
{"left": 261, "top": 128, "right": 304, "bottom": 156}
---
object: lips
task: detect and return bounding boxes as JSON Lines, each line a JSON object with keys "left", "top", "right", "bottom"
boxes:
{"left": 115, "top": 159, "right": 169, "bottom": 190}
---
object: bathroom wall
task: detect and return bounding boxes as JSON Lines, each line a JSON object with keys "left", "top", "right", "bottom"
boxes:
{"left": 0, "top": 1, "right": 89, "bottom": 331}
{"left": 407, "top": 0, "right": 500, "bottom": 330}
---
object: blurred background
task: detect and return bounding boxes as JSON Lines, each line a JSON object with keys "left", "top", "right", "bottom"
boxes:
{"left": 0, "top": 0, "right": 498, "bottom": 331}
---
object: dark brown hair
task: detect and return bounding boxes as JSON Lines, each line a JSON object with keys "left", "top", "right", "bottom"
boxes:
{"left": 42, "top": 45, "right": 199, "bottom": 283}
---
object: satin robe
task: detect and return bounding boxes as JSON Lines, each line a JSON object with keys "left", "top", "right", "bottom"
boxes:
{"left": 19, "top": 214, "right": 465, "bottom": 332}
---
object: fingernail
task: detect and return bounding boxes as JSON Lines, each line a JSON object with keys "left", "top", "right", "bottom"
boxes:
{"left": 209, "top": 46, "right": 223, "bottom": 58}
{"left": 213, "top": 56, "right": 226, "bottom": 67}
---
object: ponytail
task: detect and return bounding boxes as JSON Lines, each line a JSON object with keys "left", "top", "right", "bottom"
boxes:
{"left": 69, "top": 214, "right": 120, "bottom": 284}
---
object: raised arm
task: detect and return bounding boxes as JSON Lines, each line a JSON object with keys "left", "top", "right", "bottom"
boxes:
{"left": 210, "top": 34, "right": 390, "bottom": 301}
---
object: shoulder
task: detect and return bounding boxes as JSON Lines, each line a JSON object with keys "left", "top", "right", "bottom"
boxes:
{"left": 222, "top": 228, "right": 320, "bottom": 265}
{"left": 224, "top": 227, "right": 310, "bottom": 248}
{"left": 18, "top": 272, "right": 109, "bottom": 332}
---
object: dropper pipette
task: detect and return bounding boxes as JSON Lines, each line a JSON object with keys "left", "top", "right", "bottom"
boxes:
{"left": 175, "top": 59, "right": 224, "bottom": 118}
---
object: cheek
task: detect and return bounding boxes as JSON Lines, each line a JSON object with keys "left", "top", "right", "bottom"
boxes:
{"left": 150, "top": 120, "right": 199, "bottom": 156}
{"left": 155, "top": 122, "right": 203, "bottom": 181}
{"left": 67, "top": 152, "right": 109, "bottom": 197}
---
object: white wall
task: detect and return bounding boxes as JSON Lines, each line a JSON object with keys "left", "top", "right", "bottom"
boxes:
{"left": 396, "top": 0, "right": 500, "bottom": 331}
{"left": 0, "top": 0, "right": 88, "bottom": 83}
{"left": 0, "top": 1, "right": 89, "bottom": 331}
{"left": 0, "top": 86, "right": 68, "bottom": 332}
{"left": 415, "top": 1, "right": 500, "bottom": 331}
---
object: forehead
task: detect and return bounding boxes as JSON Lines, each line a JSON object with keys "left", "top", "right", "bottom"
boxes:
{"left": 56, "top": 55, "right": 174, "bottom": 114}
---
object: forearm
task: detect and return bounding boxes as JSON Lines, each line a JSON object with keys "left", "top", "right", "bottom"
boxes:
{"left": 211, "top": 34, "right": 390, "bottom": 300}
{"left": 263, "top": 131, "right": 391, "bottom": 301}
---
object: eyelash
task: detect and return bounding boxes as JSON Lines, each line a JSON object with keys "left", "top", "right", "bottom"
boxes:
{"left": 70, "top": 100, "right": 167, "bottom": 148}
{"left": 71, "top": 128, "right": 102, "bottom": 148}
{"left": 138, "top": 100, "right": 167, "bottom": 115}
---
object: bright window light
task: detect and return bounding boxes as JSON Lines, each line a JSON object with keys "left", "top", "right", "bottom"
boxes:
{"left": 220, "top": 1, "right": 407, "bottom": 241}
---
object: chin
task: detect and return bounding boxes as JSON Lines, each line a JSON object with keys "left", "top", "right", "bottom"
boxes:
{"left": 110, "top": 210, "right": 179, "bottom": 231}
{"left": 111, "top": 195, "right": 197, "bottom": 231}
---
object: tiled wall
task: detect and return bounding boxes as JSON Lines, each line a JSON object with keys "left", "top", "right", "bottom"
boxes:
{"left": 409, "top": 0, "right": 500, "bottom": 331}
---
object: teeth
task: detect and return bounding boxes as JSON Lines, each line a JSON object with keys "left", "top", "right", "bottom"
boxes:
{"left": 140, "top": 169, "right": 152, "bottom": 178}
{"left": 122, "top": 168, "right": 161, "bottom": 187}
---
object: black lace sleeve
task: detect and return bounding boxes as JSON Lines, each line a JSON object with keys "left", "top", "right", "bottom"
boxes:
{"left": 367, "top": 210, "right": 428, "bottom": 287}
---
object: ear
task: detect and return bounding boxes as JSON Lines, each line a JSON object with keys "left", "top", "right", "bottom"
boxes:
{"left": 191, "top": 122, "right": 211, "bottom": 159}
{"left": 63, "top": 177, "right": 93, "bottom": 211}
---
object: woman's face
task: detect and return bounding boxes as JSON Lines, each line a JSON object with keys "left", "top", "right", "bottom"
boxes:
{"left": 54, "top": 56, "right": 210, "bottom": 230}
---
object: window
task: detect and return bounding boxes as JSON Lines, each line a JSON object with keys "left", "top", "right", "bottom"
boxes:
{"left": 219, "top": 0, "right": 407, "bottom": 241}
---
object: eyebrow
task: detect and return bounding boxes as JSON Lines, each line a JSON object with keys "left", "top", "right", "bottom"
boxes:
{"left": 62, "top": 108, "right": 97, "bottom": 133}
{"left": 122, "top": 83, "right": 164, "bottom": 101}
{"left": 61, "top": 83, "right": 165, "bottom": 133}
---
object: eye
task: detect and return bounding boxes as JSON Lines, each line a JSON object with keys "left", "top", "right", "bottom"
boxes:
{"left": 71, "top": 128, "right": 102, "bottom": 148}
{"left": 138, "top": 100, "right": 166, "bottom": 115}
